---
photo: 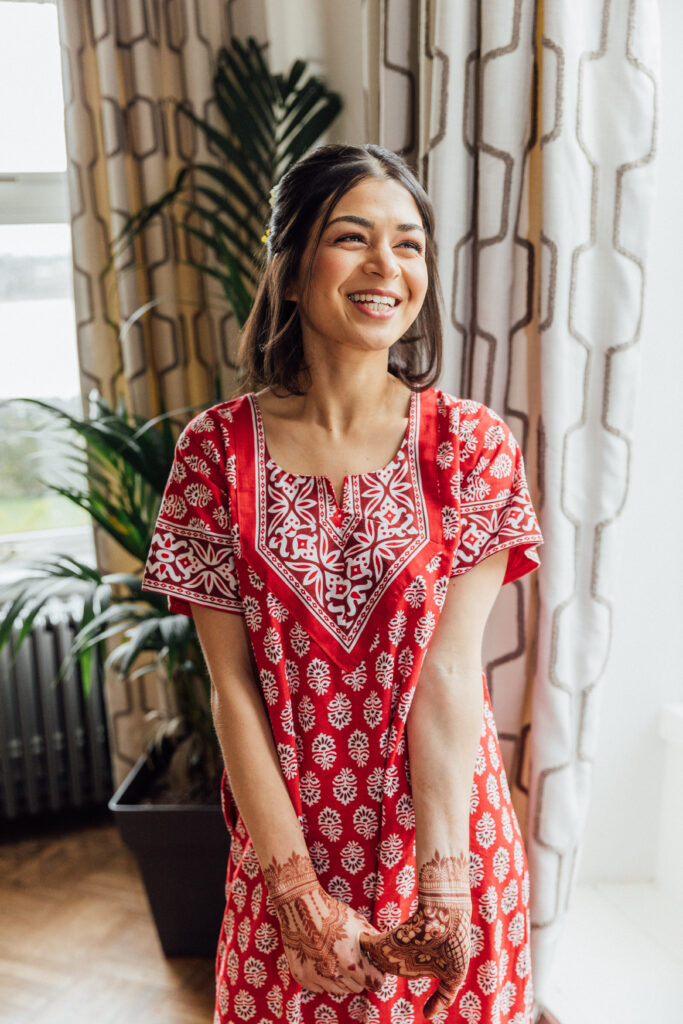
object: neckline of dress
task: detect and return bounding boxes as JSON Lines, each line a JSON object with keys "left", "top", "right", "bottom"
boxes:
{"left": 249, "top": 387, "right": 417, "bottom": 487}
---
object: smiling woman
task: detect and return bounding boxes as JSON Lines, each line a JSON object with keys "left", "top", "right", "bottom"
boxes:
{"left": 288, "top": 178, "right": 428, "bottom": 349}
{"left": 141, "top": 143, "right": 544, "bottom": 1024}
{"left": 238, "top": 144, "right": 443, "bottom": 397}
{"left": 253, "top": 173, "right": 432, "bottom": 502}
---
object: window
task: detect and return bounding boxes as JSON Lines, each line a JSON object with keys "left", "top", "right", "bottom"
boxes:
{"left": 0, "top": 0, "right": 94, "bottom": 581}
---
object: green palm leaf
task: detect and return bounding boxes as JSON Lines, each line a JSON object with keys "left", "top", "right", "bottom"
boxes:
{"left": 110, "top": 35, "right": 342, "bottom": 328}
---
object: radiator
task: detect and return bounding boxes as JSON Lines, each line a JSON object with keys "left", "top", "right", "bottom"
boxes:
{"left": 0, "top": 596, "right": 112, "bottom": 818}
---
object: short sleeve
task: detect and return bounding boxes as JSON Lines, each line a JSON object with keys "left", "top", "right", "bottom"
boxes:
{"left": 451, "top": 402, "right": 544, "bottom": 585}
{"left": 141, "top": 407, "right": 243, "bottom": 616}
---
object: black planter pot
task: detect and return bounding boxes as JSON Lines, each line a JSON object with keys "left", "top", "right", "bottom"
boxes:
{"left": 109, "top": 754, "right": 231, "bottom": 957}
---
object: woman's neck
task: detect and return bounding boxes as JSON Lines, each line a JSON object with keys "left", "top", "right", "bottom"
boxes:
{"left": 290, "top": 358, "right": 409, "bottom": 435}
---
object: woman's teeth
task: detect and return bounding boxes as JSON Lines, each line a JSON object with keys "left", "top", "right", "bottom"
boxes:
{"left": 348, "top": 293, "right": 398, "bottom": 310}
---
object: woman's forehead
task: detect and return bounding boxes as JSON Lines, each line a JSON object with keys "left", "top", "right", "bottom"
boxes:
{"left": 326, "top": 177, "right": 423, "bottom": 225}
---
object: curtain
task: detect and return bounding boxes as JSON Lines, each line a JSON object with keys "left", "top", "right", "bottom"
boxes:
{"left": 56, "top": 0, "right": 258, "bottom": 421}
{"left": 56, "top": 0, "right": 273, "bottom": 785}
{"left": 373, "top": 0, "right": 661, "bottom": 1011}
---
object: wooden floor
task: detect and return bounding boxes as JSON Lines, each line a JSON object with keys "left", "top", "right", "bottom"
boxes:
{"left": 0, "top": 810, "right": 567, "bottom": 1024}
{"left": 0, "top": 809, "right": 215, "bottom": 1024}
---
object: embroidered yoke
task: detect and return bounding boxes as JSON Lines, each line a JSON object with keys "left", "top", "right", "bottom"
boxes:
{"left": 142, "top": 387, "right": 544, "bottom": 1024}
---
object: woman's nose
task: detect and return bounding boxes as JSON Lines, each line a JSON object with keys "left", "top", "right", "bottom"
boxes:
{"left": 364, "top": 243, "right": 399, "bottom": 278}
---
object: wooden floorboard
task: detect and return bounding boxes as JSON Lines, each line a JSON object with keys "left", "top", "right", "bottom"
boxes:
{"left": 0, "top": 809, "right": 215, "bottom": 1024}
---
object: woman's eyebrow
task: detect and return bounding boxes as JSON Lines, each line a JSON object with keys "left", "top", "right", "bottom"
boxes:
{"left": 327, "top": 214, "right": 425, "bottom": 233}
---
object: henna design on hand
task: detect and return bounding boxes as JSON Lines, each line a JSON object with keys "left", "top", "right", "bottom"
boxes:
{"left": 263, "top": 852, "right": 384, "bottom": 994}
{"left": 263, "top": 851, "right": 320, "bottom": 902}
{"left": 264, "top": 852, "right": 348, "bottom": 981}
{"left": 360, "top": 850, "right": 472, "bottom": 1018}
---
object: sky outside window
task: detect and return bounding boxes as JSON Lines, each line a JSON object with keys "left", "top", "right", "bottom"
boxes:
{"left": 0, "top": 1, "right": 67, "bottom": 173}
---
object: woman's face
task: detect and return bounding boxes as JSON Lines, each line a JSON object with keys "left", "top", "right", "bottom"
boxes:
{"left": 288, "top": 176, "right": 429, "bottom": 362}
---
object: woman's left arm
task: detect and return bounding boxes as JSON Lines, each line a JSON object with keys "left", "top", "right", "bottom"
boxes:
{"left": 361, "top": 546, "right": 510, "bottom": 1018}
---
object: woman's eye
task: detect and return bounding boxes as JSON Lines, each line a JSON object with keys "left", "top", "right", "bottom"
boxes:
{"left": 333, "top": 233, "right": 423, "bottom": 253}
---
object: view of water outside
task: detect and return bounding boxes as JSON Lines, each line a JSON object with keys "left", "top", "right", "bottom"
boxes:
{"left": 0, "top": 2, "right": 89, "bottom": 540}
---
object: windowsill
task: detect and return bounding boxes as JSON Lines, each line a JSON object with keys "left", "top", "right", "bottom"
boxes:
{"left": 544, "top": 880, "right": 683, "bottom": 1022}
{"left": 0, "top": 525, "right": 96, "bottom": 586}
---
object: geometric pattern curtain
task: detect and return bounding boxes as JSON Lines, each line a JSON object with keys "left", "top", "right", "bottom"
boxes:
{"left": 371, "top": 0, "right": 660, "bottom": 1012}
{"left": 56, "top": 0, "right": 270, "bottom": 784}
{"left": 56, "top": 0, "right": 258, "bottom": 422}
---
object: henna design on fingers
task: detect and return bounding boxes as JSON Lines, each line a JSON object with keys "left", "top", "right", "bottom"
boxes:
{"left": 277, "top": 886, "right": 349, "bottom": 980}
{"left": 359, "top": 849, "right": 472, "bottom": 1007}
{"left": 352, "top": 946, "right": 385, "bottom": 993}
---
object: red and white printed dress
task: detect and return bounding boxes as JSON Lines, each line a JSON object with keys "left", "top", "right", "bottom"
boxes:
{"left": 142, "top": 386, "right": 544, "bottom": 1024}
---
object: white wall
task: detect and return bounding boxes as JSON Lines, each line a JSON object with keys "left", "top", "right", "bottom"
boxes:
{"left": 264, "top": 0, "right": 371, "bottom": 145}
{"left": 577, "top": 0, "right": 683, "bottom": 883}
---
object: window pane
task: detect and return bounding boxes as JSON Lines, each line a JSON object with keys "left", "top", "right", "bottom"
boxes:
{"left": 0, "top": 224, "right": 79, "bottom": 397}
{"left": 0, "top": 2, "right": 67, "bottom": 173}
{"left": 0, "top": 223, "right": 89, "bottom": 535}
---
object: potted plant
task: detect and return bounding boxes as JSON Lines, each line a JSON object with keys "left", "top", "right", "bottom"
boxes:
{"left": 0, "top": 390, "right": 229, "bottom": 954}
{"left": 0, "top": 36, "right": 342, "bottom": 955}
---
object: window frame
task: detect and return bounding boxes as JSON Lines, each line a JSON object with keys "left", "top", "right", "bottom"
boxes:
{"left": 0, "top": 0, "right": 95, "bottom": 578}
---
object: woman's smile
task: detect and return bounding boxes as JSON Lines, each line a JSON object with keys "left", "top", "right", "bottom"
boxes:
{"left": 346, "top": 289, "right": 403, "bottom": 318}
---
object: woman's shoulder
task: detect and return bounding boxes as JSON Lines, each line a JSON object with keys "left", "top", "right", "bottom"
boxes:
{"left": 430, "top": 388, "right": 509, "bottom": 434}
{"left": 180, "top": 393, "right": 253, "bottom": 438}
{"left": 171, "top": 395, "right": 255, "bottom": 473}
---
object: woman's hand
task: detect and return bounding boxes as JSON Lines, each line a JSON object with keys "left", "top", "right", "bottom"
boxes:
{"left": 359, "top": 851, "right": 472, "bottom": 1019}
{"left": 264, "top": 852, "right": 386, "bottom": 996}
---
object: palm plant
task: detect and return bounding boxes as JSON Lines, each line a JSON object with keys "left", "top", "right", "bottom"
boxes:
{"left": 111, "top": 36, "right": 342, "bottom": 329}
{"left": 0, "top": 392, "right": 223, "bottom": 799}
{"left": 0, "top": 37, "right": 342, "bottom": 801}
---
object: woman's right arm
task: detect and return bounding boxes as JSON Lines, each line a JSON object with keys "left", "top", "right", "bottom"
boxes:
{"left": 191, "top": 602, "right": 385, "bottom": 996}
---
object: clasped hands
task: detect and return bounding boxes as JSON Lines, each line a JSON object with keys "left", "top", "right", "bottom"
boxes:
{"left": 264, "top": 850, "right": 471, "bottom": 1019}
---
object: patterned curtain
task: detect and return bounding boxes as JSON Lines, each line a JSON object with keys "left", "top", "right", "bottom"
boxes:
{"left": 56, "top": 0, "right": 274, "bottom": 784}
{"left": 56, "top": 0, "right": 266, "bottom": 420}
{"left": 371, "top": 0, "right": 660, "bottom": 1011}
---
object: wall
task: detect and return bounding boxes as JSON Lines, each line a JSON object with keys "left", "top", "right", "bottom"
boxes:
{"left": 577, "top": 0, "right": 683, "bottom": 883}
{"left": 264, "top": 0, "right": 372, "bottom": 146}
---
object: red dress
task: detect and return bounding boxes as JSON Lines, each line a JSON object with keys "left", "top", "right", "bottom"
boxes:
{"left": 142, "top": 386, "right": 544, "bottom": 1024}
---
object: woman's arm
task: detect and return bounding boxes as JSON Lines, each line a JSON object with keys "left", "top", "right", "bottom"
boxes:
{"left": 411, "top": 545, "right": 509, "bottom": 869}
{"left": 191, "top": 603, "right": 385, "bottom": 996}
{"left": 361, "top": 547, "right": 509, "bottom": 1017}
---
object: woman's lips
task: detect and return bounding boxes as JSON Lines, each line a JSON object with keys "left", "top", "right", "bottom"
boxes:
{"left": 347, "top": 296, "right": 401, "bottom": 319}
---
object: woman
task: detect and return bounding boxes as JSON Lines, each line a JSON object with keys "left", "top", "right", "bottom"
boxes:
{"left": 142, "top": 143, "right": 543, "bottom": 1024}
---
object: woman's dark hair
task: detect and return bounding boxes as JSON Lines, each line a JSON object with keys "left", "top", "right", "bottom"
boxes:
{"left": 236, "top": 143, "right": 443, "bottom": 395}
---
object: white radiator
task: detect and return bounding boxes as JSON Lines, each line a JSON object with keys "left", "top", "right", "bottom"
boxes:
{"left": 0, "top": 597, "right": 111, "bottom": 818}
